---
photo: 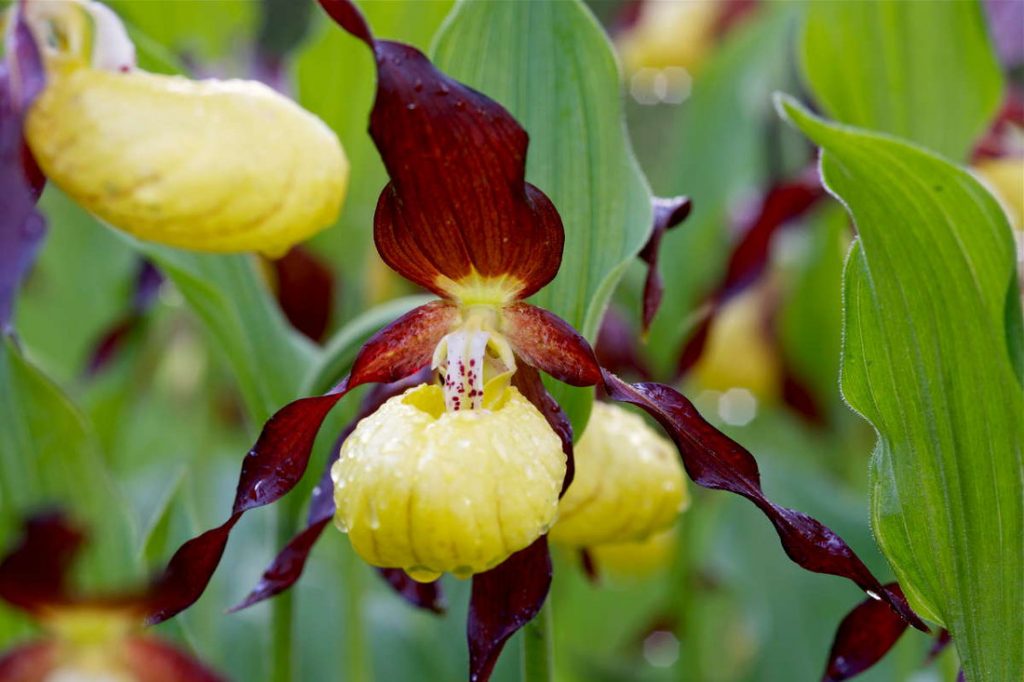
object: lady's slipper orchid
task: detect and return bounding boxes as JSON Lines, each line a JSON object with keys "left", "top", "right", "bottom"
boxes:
{"left": 12, "top": 0, "right": 348, "bottom": 257}
{"left": 0, "top": 513, "right": 224, "bottom": 682}
{"left": 152, "top": 1, "right": 927, "bottom": 679}
{"left": 549, "top": 402, "right": 687, "bottom": 548}
{"left": 588, "top": 527, "right": 679, "bottom": 581}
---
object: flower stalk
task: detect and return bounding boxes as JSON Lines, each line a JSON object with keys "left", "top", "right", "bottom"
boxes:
{"left": 520, "top": 601, "right": 554, "bottom": 682}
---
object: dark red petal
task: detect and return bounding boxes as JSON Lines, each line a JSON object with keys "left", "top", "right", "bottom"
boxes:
{"left": 676, "top": 171, "right": 823, "bottom": 377}
{"left": 468, "top": 536, "right": 552, "bottom": 682}
{"left": 230, "top": 373, "right": 438, "bottom": 613}
{"left": 318, "top": 0, "right": 564, "bottom": 300}
{"left": 638, "top": 196, "right": 692, "bottom": 333}
{"left": 349, "top": 300, "right": 456, "bottom": 385}
{"left": 579, "top": 549, "right": 599, "bottom": 584}
{"left": 0, "top": 641, "right": 56, "bottom": 682}
{"left": 601, "top": 370, "right": 928, "bottom": 632}
{"left": 501, "top": 303, "right": 601, "bottom": 387}
{"left": 145, "top": 514, "right": 240, "bottom": 625}
{"left": 377, "top": 569, "right": 446, "bottom": 615}
{"left": 270, "top": 246, "right": 335, "bottom": 343}
{"left": 595, "top": 306, "right": 652, "bottom": 381}
{"left": 821, "top": 583, "right": 910, "bottom": 682}
{"left": 511, "top": 363, "right": 574, "bottom": 496}
{"left": 0, "top": 512, "right": 84, "bottom": 613}
{"left": 0, "top": 15, "right": 47, "bottom": 332}
{"left": 121, "top": 636, "right": 226, "bottom": 682}
{"left": 85, "top": 260, "right": 163, "bottom": 377}
{"left": 924, "top": 629, "right": 951, "bottom": 665}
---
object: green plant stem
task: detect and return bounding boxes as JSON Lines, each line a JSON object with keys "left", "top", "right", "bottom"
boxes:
{"left": 341, "top": 545, "right": 371, "bottom": 682}
{"left": 521, "top": 601, "right": 554, "bottom": 682}
{"left": 270, "top": 497, "right": 299, "bottom": 682}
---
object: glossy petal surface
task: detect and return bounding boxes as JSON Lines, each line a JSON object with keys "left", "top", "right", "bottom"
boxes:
{"left": 822, "top": 584, "right": 910, "bottom": 682}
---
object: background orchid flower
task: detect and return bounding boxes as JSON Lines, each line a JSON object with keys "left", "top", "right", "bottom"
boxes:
{"left": 13, "top": 0, "right": 348, "bottom": 257}
{"left": 0, "top": 513, "right": 224, "bottom": 682}
{"left": 135, "top": 2, "right": 934, "bottom": 680}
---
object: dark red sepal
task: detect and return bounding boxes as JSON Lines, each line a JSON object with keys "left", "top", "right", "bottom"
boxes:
{"left": 924, "top": 629, "right": 951, "bottom": 665}
{"left": 349, "top": 300, "right": 456, "bottom": 384}
{"left": 639, "top": 196, "right": 692, "bottom": 333}
{"left": 377, "top": 569, "right": 446, "bottom": 615}
{"left": 122, "top": 637, "right": 226, "bottom": 682}
{"left": 318, "top": 0, "right": 564, "bottom": 300}
{"left": 85, "top": 260, "right": 163, "bottom": 376}
{"left": 0, "top": 14, "right": 47, "bottom": 333}
{"left": 821, "top": 583, "right": 910, "bottom": 682}
{"left": 230, "top": 372, "right": 441, "bottom": 613}
{"left": 0, "top": 641, "right": 56, "bottom": 682}
{"left": 502, "top": 303, "right": 601, "bottom": 387}
{"left": 0, "top": 512, "right": 84, "bottom": 614}
{"left": 579, "top": 549, "right": 599, "bottom": 584}
{"left": 270, "top": 247, "right": 335, "bottom": 343}
{"left": 512, "top": 363, "right": 574, "bottom": 496}
{"left": 595, "top": 306, "right": 652, "bottom": 381}
{"left": 467, "top": 536, "right": 552, "bottom": 682}
{"left": 601, "top": 370, "right": 927, "bottom": 632}
{"left": 145, "top": 514, "right": 240, "bottom": 625}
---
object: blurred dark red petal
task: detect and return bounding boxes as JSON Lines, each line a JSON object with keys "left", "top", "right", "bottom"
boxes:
{"left": 231, "top": 372, "right": 436, "bottom": 613}
{"left": 270, "top": 246, "right": 335, "bottom": 343}
{"left": 85, "top": 260, "right": 163, "bottom": 377}
{"left": 925, "top": 629, "right": 951, "bottom": 664}
{"left": 638, "top": 196, "right": 692, "bottom": 333}
{"left": 579, "top": 549, "right": 599, "bottom": 584}
{"left": 675, "top": 312, "right": 713, "bottom": 377}
{"left": 512, "top": 363, "right": 575, "bottom": 496}
{"left": 377, "top": 569, "right": 446, "bottom": 615}
{"left": 601, "top": 370, "right": 927, "bottom": 632}
{"left": 0, "top": 16, "right": 47, "bottom": 333}
{"left": 780, "top": 362, "right": 827, "bottom": 426}
{"left": 349, "top": 300, "right": 456, "bottom": 385}
{"left": 821, "top": 583, "right": 909, "bottom": 682}
{"left": 468, "top": 536, "right": 552, "bottom": 682}
{"left": 0, "top": 640, "right": 56, "bottom": 682}
{"left": 121, "top": 636, "right": 226, "bottom": 682}
{"left": 501, "top": 303, "right": 601, "bottom": 387}
{"left": 145, "top": 514, "right": 240, "bottom": 625}
{"left": 595, "top": 306, "right": 652, "bottom": 381}
{"left": 0, "top": 512, "right": 84, "bottom": 613}
{"left": 318, "top": 0, "right": 564, "bottom": 300}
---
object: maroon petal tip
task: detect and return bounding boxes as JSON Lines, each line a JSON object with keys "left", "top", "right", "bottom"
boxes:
{"left": 0, "top": 511, "right": 84, "bottom": 614}
{"left": 377, "top": 568, "right": 446, "bottom": 615}
{"left": 821, "top": 583, "right": 910, "bottom": 682}
{"left": 468, "top": 537, "right": 552, "bottom": 682}
{"left": 639, "top": 196, "right": 692, "bottom": 333}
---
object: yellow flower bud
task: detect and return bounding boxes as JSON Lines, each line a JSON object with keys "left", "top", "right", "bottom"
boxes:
{"left": 692, "top": 287, "right": 780, "bottom": 401}
{"left": 616, "top": 1, "right": 720, "bottom": 75}
{"left": 332, "top": 383, "right": 565, "bottom": 581}
{"left": 589, "top": 527, "right": 678, "bottom": 580}
{"left": 549, "top": 402, "right": 688, "bottom": 548}
{"left": 26, "top": 66, "right": 348, "bottom": 256}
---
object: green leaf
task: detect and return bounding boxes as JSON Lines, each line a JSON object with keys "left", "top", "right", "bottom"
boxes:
{"left": 799, "top": 0, "right": 1003, "bottom": 161}
{"left": 109, "top": 0, "right": 257, "bottom": 63}
{"left": 133, "top": 243, "right": 316, "bottom": 423}
{"left": 433, "top": 0, "right": 651, "bottom": 342}
{"left": 432, "top": 0, "right": 651, "bottom": 433}
{"left": 779, "top": 96, "right": 1024, "bottom": 682}
{"left": 0, "top": 336, "right": 134, "bottom": 591}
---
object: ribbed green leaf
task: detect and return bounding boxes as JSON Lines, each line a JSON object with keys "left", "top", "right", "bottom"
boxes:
{"left": 780, "top": 97, "right": 1023, "bottom": 682}
{"left": 800, "top": 0, "right": 1003, "bottom": 161}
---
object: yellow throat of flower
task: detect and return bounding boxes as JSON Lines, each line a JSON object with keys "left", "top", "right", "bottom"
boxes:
{"left": 41, "top": 605, "right": 138, "bottom": 681}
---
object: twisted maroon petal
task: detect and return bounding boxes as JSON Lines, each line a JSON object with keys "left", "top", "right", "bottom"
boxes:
{"left": 317, "top": 0, "right": 564, "bottom": 300}
{"left": 501, "top": 303, "right": 601, "bottom": 387}
{"left": 0, "top": 14, "right": 47, "bottom": 333}
{"left": 468, "top": 536, "right": 552, "bottom": 682}
{"left": 601, "top": 370, "right": 927, "bottom": 632}
{"left": 822, "top": 583, "right": 910, "bottom": 682}
{"left": 229, "top": 372, "right": 445, "bottom": 613}
{"left": 0, "top": 512, "right": 84, "bottom": 614}
{"left": 639, "top": 196, "right": 692, "bottom": 333}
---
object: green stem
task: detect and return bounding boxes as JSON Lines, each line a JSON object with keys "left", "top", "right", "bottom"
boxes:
{"left": 270, "top": 497, "right": 299, "bottom": 682}
{"left": 341, "top": 544, "right": 371, "bottom": 682}
{"left": 521, "top": 601, "right": 554, "bottom": 681}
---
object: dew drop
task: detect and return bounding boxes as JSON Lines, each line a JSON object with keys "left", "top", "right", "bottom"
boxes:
{"left": 406, "top": 102, "right": 417, "bottom": 111}
{"left": 413, "top": 78, "right": 423, "bottom": 91}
